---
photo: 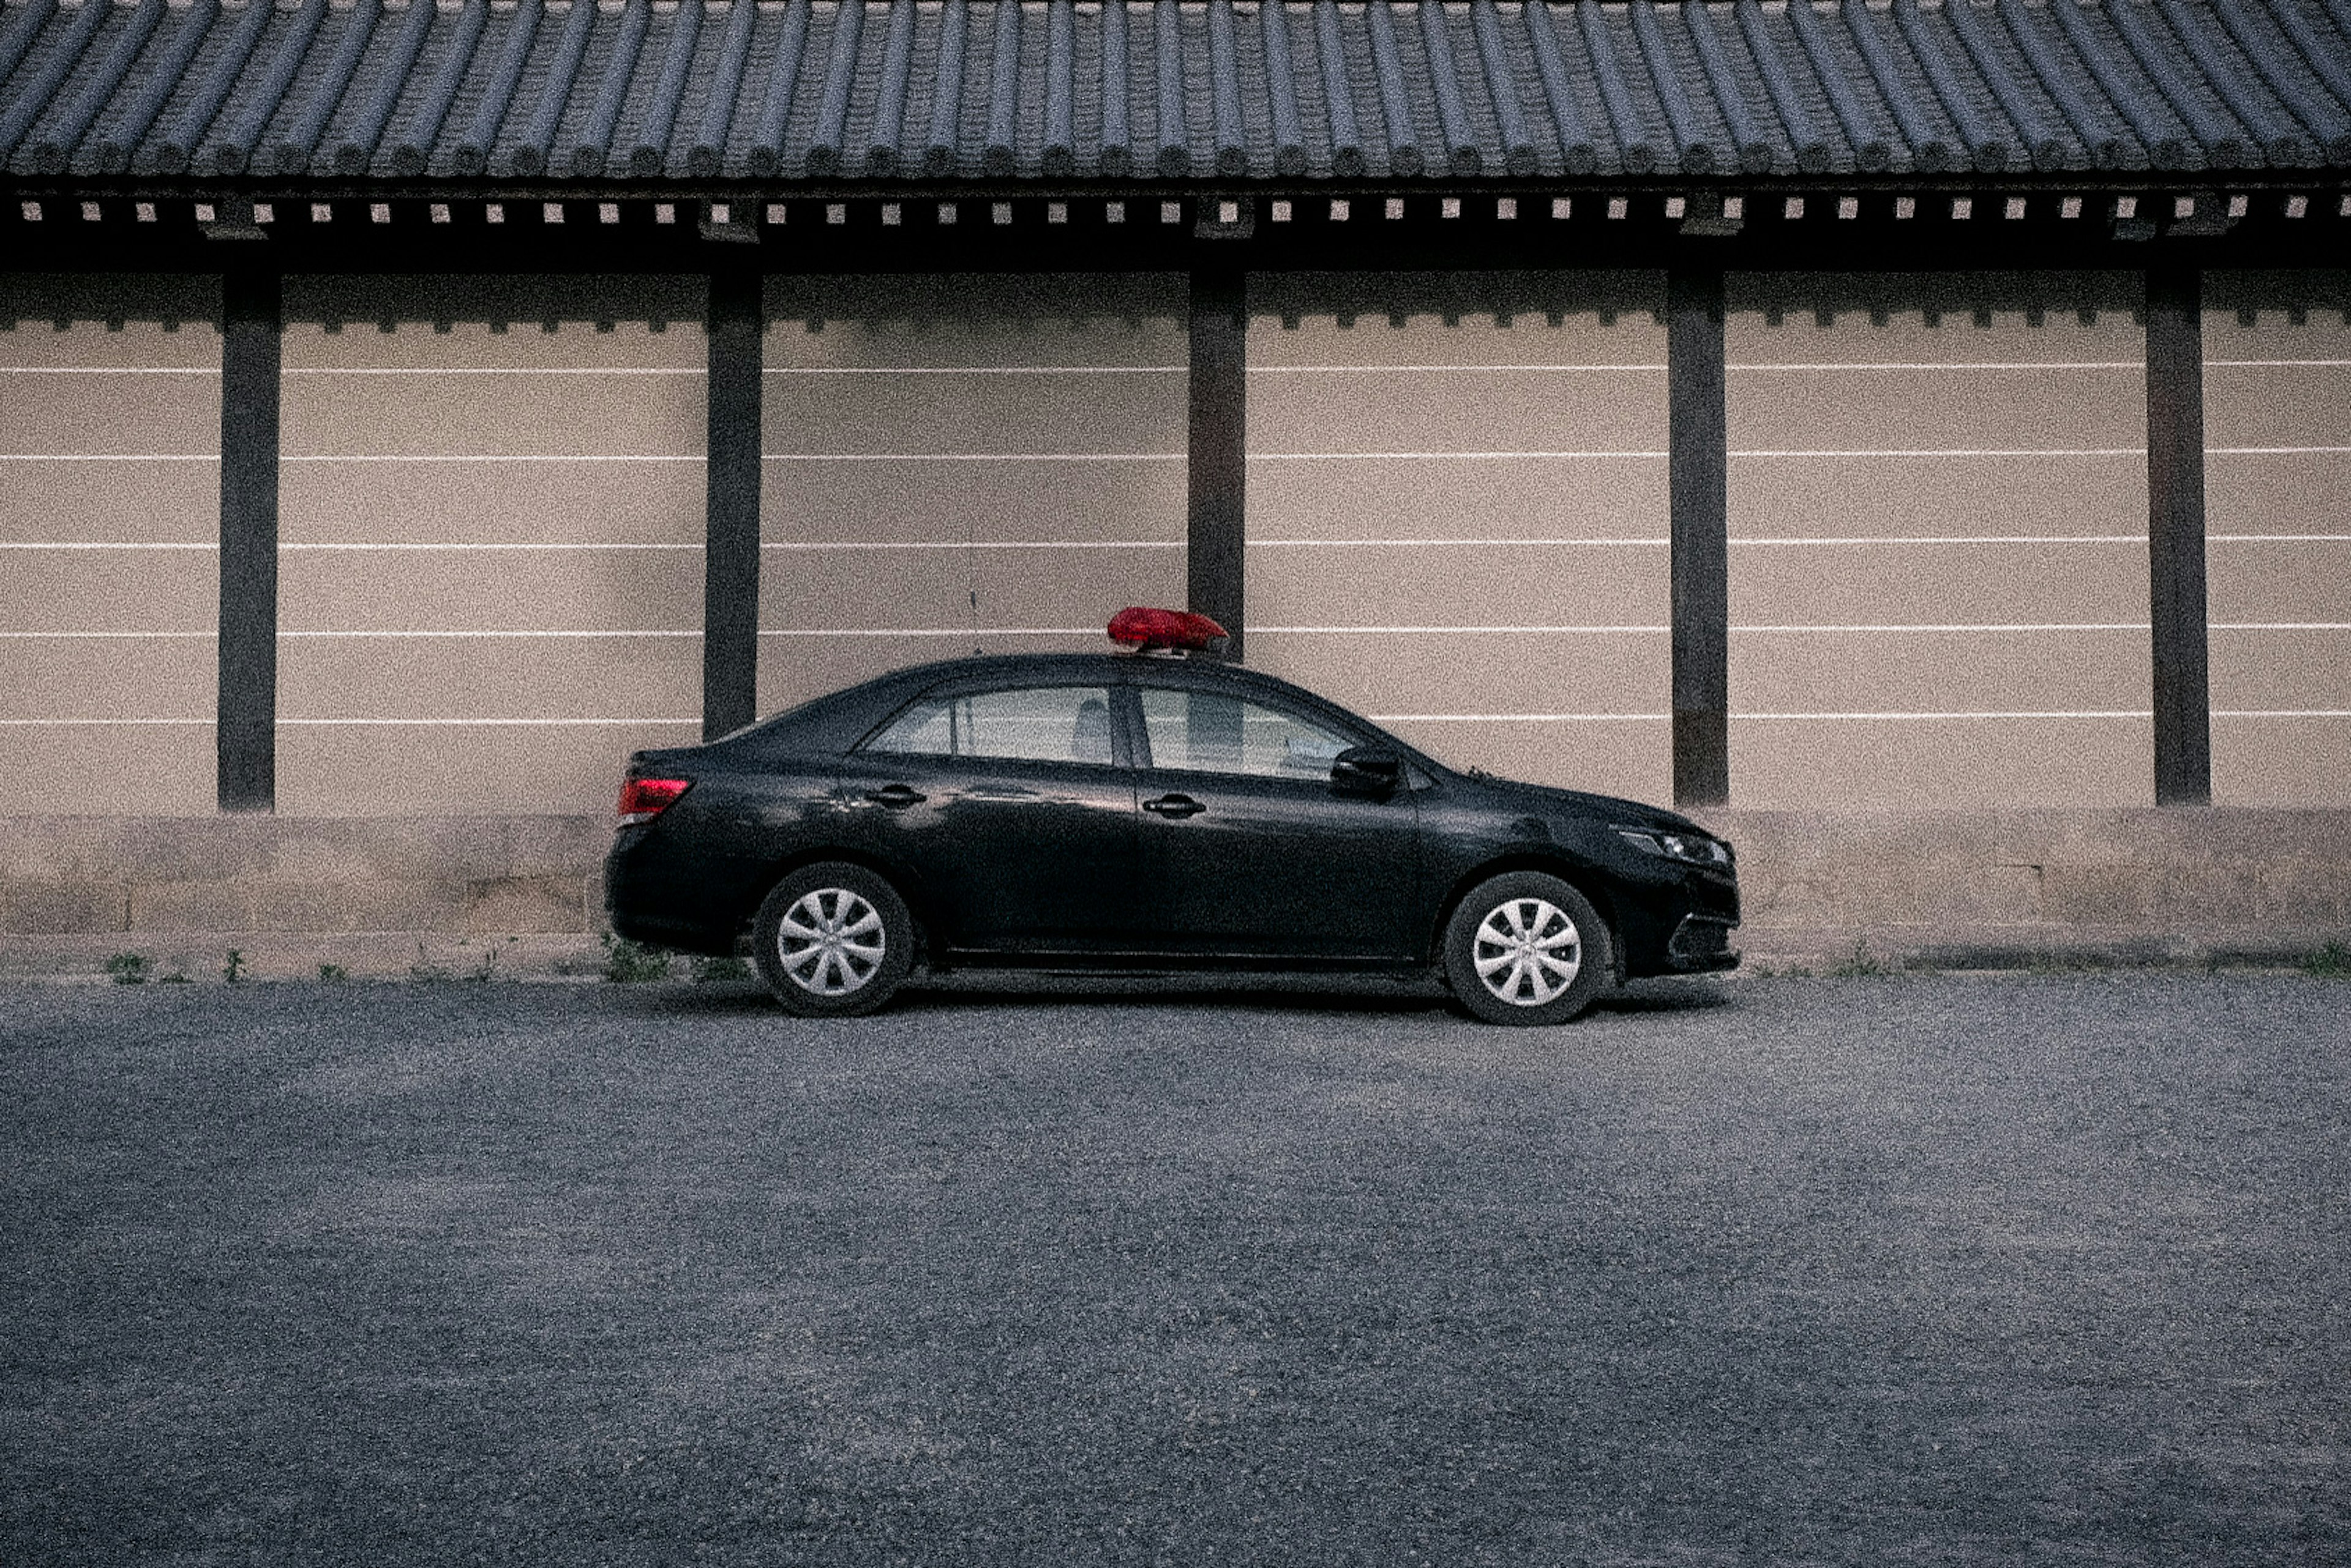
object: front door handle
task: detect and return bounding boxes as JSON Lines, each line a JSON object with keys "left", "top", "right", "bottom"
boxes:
{"left": 1143, "top": 793, "right": 1205, "bottom": 819}
{"left": 865, "top": 784, "right": 926, "bottom": 809}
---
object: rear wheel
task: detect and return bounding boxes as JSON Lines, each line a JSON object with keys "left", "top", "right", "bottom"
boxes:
{"left": 1441, "top": 871, "right": 1613, "bottom": 1026}
{"left": 752, "top": 862, "right": 915, "bottom": 1017}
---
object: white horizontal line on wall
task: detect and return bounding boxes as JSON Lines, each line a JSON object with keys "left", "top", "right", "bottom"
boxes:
{"left": 761, "top": 540, "right": 1181, "bottom": 550}
{"left": 1251, "top": 364, "right": 1667, "bottom": 373}
{"left": 1736, "top": 710, "right": 2153, "bottom": 721}
{"left": 0, "top": 541, "right": 219, "bottom": 549}
{"left": 1727, "top": 361, "right": 2142, "bottom": 372}
{"left": 2213, "top": 710, "right": 2351, "bottom": 718}
{"left": 1730, "top": 535, "right": 2145, "bottom": 546}
{"left": 2210, "top": 534, "right": 2351, "bottom": 542}
{"left": 767, "top": 366, "right": 1184, "bottom": 375}
{"left": 1733, "top": 623, "right": 2148, "bottom": 632}
{"left": 763, "top": 452, "right": 1182, "bottom": 462}
{"left": 283, "top": 367, "right": 703, "bottom": 377}
{"left": 2207, "top": 446, "right": 2351, "bottom": 456}
{"left": 0, "top": 453, "right": 218, "bottom": 461}
{"left": 1370, "top": 713, "right": 1669, "bottom": 723}
{"left": 278, "top": 542, "right": 700, "bottom": 551}
{"left": 2207, "top": 360, "right": 2351, "bottom": 369}
{"left": 277, "top": 629, "right": 700, "bottom": 638}
{"left": 1731, "top": 448, "right": 2145, "bottom": 458}
{"left": 280, "top": 454, "right": 702, "bottom": 463}
{"left": 0, "top": 631, "right": 212, "bottom": 639}
{"left": 1251, "top": 450, "right": 1667, "bottom": 461}
{"left": 2211, "top": 622, "right": 2351, "bottom": 631}
{"left": 0, "top": 366, "right": 220, "bottom": 375}
{"left": 274, "top": 718, "right": 700, "bottom": 726}
{"left": 1254, "top": 625, "right": 1669, "bottom": 634}
{"left": 0, "top": 718, "right": 212, "bottom": 724}
{"left": 758, "top": 628, "right": 1098, "bottom": 637}
{"left": 1251, "top": 537, "right": 1667, "bottom": 547}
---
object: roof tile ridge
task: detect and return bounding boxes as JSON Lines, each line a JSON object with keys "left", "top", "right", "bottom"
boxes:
{"left": 2038, "top": 0, "right": 2181, "bottom": 167}
{"left": 0, "top": 0, "right": 111, "bottom": 166}
{"left": 511, "top": 0, "right": 598, "bottom": 173}
{"left": 621, "top": 0, "right": 700, "bottom": 174}
{"left": 1262, "top": 0, "right": 1305, "bottom": 173}
{"left": 333, "top": 0, "right": 438, "bottom": 173}
{"left": 389, "top": 0, "right": 488, "bottom": 174}
{"left": 1521, "top": 0, "right": 1597, "bottom": 173}
{"left": 102, "top": 0, "right": 220, "bottom": 172}
{"left": 454, "top": 0, "right": 536, "bottom": 171}
{"left": 1782, "top": 0, "right": 1890, "bottom": 169}
{"left": 1468, "top": 0, "right": 1534, "bottom": 174}
{"left": 152, "top": 0, "right": 260, "bottom": 172}
{"left": 1311, "top": 0, "right": 1363, "bottom": 174}
{"left": 690, "top": 0, "right": 762, "bottom": 173}
{"left": 804, "top": 0, "right": 863, "bottom": 172}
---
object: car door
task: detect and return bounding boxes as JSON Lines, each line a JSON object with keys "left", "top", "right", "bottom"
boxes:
{"left": 831, "top": 680, "right": 1140, "bottom": 955}
{"left": 1127, "top": 683, "right": 1420, "bottom": 961}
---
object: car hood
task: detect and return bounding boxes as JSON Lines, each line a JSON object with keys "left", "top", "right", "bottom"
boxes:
{"left": 1468, "top": 776, "right": 1717, "bottom": 838}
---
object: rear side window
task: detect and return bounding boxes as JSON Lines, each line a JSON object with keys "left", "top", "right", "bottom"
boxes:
{"left": 1138, "top": 688, "right": 1352, "bottom": 779}
{"left": 866, "top": 686, "right": 1118, "bottom": 766}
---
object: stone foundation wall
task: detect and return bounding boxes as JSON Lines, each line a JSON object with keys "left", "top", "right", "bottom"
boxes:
{"left": 4, "top": 811, "right": 2346, "bottom": 980}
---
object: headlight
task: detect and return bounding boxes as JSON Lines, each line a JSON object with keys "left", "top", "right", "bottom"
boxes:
{"left": 1616, "top": 828, "right": 1733, "bottom": 866}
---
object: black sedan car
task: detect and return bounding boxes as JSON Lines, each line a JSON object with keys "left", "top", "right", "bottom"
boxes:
{"left": 606, "top": 625, "right": 1739, "bottom": 1025}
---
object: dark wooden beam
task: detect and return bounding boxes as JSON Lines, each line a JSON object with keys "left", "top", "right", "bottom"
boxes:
{"left": 703, "top": 268, "right": 763, "bottom": 738}
{"left": 217, "top": 267, "right": 279, "bottom": 812}
{"left": 1187, "top": 266, "right": 1247, "bottom": 660}
{"left": 2146, "top": 267, "right": 2211, "bottom": 806}
{"left": 1668, "top": 268, "right": 1730, "bottom": 808}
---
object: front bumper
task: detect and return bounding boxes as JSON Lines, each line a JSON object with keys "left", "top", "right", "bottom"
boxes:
{"left": 1665, "top": 913, "right": 1741, "bottom": 972}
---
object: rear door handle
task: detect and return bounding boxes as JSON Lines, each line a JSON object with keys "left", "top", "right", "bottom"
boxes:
{"left": 865, "top": 784, "right": 926, "bottom": 809}
{"left": 1143, "top": 793, "right": 1205, "bottom": 819}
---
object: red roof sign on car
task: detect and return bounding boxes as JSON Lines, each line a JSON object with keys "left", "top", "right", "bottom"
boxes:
{"left": 1107, "top": 607, "right": 1230, "bottom": 656}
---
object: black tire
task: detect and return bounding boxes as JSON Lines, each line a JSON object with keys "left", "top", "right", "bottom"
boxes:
{"left": 751, "top": 861, "right": 915, "bottom": 1017}
{"left": 1440, "top": 871, "right": 1614, "bottom": 1026}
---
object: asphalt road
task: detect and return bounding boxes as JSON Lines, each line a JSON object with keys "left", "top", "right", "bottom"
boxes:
{"left": 2, "top": 973, "right": 2346, "bottom": 1566}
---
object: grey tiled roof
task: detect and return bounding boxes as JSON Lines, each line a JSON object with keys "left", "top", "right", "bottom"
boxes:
{"left": 2, "top": 0, "right": 2347, "bottom": 185}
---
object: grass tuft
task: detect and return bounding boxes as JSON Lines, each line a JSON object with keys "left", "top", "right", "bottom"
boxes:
{"left": 602, "top": 933, "right": 673, "bottom": 984}
{"left": 222, "top": 949, "right": 246, "bottom": 985}
{"left": 103, "top": 952, "right": 150, "bottom": 985}
{"left": 2299, "top": 941, "right": 2351, "bottom": 978}
{"left": 1828, "top": 941, "right": 1888, "bottom": 978}
{"left": 317, "top": 962, "right": 348, "bottom": 984}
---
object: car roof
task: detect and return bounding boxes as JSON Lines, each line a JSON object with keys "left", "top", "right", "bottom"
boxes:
{"left": 877, "top": 651, "right": 1314, "bottom": 692}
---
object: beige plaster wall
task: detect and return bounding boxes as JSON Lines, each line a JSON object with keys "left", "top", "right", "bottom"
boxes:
{"left": 275, "top": 277, "right": 706, "bottom": 814}
{"left": 1244, "top": 274, "right": 1673, "bottom": 801}
{"left": 757, "top": 275, "right": 1188, "bottom": 710}
{"left": 2204, "top": 271, "right": 2351, "bottom": 807}
{"left": 0, "top": 280, "right": 221, "bottom": 812}
{"left": 1725, "top": 273, "right": 2152, "bottom": 809}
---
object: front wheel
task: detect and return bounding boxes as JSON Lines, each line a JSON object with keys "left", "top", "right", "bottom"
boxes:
{"left": 752, "top": 862, "right": 915, "bottom": 1017}
{"left": 1441, "top": 871, "right": 1614, "bottom": 1026}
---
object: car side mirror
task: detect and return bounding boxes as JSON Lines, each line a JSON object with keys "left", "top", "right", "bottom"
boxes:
{"left": 1330, "top": 746, "right": 1403, "bottom": 798}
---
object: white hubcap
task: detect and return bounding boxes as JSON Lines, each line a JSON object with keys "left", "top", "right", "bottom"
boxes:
{"left": 1472, "top": 897, "right": 1582, "bottom": 1007}
{"left": 776, "top": 888, "right": 885, "bottom": 996}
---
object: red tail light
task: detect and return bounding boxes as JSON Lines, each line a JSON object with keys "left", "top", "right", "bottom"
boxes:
{"left": 617, "top": 777, "right": 690, "bottom": 828}
{"left": 1108, "top": 606, "right": 1231, "bottom": 654}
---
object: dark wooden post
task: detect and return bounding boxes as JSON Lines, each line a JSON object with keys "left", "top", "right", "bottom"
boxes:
{"left": 703, "top": 269, "right": 764, "bottom": 738}
{"left": 1668, "top": 269, "right": 1730, "bottom": 808}
{"left": 2146, "top": 267, "right": 2211, "bottom": 805}
{"left": 1188, "top": 268, "right": 1247, "bottom": 660}
{"left": 217, "top": 269, "right": 280, "bottom": 812}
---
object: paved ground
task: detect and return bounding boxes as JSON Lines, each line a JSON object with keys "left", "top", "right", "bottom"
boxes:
{"left": 2, "top": 973, "right": 2346, "bottom": 1566}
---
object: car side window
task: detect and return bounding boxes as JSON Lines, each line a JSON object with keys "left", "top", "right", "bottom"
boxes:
{"left": 865, "top": 686, "right": 1119, "bottom": 766}
{"left": 1138, "top": 688, "right": 1354, "bottom": 779}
